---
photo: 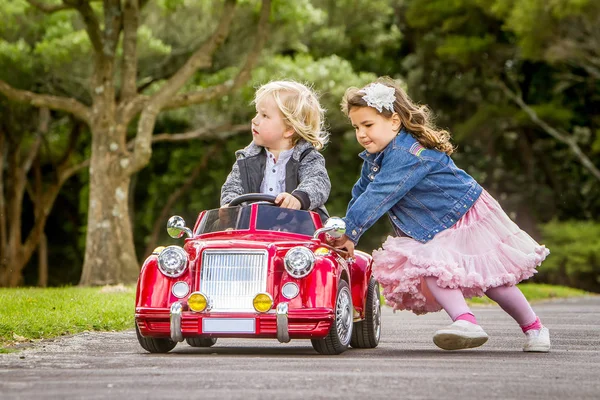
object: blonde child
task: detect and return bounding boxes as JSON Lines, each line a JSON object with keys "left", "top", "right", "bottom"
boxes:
{"left": 332, "top": 77, "right": 550, "bottom": 352}
{"left": 221, "top": 81, "right": 330, "bottom": 221}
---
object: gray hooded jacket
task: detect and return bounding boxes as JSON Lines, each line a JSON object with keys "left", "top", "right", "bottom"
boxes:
{"left": 221, "top": 140, "right": 330, "bottom": 220}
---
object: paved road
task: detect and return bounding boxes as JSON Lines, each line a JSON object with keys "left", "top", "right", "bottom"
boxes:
{"left": 1, "top": 297, "right": 599, "bottom": 400}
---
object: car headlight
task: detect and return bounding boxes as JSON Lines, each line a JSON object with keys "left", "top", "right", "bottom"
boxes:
{"left": 284, "top": 246, "right": 316, "bottom": 278}
{"left": 158, "top": 246, "right": 188, "bottom": 278}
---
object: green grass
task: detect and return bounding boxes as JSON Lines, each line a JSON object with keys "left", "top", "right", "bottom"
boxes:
{"left": 0, "top": 286, "right": 135, "bottom": 351}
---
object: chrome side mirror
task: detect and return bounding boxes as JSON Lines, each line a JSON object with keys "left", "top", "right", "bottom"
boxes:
{"left": 167, "top": 216, "right": 192, "bottom": 239}
{"left": 324, "top": 217, "right": 346, "bottom": 238}
{"left": 313, "top": 216, "right": 346, "bottom": 240}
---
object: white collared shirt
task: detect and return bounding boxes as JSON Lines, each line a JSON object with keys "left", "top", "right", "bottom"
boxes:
{"left": 260, "top": 148, "right": 294, "bottom": 196}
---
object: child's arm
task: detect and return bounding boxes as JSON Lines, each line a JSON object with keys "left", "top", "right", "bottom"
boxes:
{"left": 220, "top": 160, "right": 245, "bottom": 206}
{"left": 292, "top": 151, "right": 331, "bottom": 210}
{"left": 347, "top": 162, "right": 371, "bottom": 212}
{"left": 343, "top": 150, "right": 430, "bottom": 244}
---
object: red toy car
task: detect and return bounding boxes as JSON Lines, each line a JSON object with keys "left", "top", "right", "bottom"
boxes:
{"left": 135, "top": 194, "right": 381, "bottom": 355}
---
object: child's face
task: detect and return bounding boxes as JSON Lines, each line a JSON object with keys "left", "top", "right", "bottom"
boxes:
{"left": 252, "top": 94, "right": 294, "bottom": 151}
{"left": 349, "top": 106, "right": 401, "bottom": 154}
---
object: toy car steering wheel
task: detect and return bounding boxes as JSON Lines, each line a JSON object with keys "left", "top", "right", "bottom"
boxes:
{"left": 228, "top": 193, "right": 278, "bottom": 207}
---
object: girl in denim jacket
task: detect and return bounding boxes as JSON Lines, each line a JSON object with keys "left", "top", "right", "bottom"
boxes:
{"left": 332, "top": 77, "right": 550, "bottom": 352}
{"left": 221, "top": 81, "right": 330, "bottom": 221}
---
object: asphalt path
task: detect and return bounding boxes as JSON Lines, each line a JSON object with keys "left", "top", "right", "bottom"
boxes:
{"left": 1, "top": 296, "right": 599, "bottom": 400}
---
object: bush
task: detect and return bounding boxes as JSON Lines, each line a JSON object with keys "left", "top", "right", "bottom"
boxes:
{"left": 535, "top": 220, "right": 600, "bottom": 293}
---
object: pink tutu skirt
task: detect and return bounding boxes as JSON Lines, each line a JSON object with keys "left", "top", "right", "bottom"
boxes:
{"left": 372, "top": 190, "right": 549, "bottom": 315}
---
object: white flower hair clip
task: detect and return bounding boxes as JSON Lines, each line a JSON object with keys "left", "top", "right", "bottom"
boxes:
{"left": 359, "top": 83, "right": 396, "bottom": 113}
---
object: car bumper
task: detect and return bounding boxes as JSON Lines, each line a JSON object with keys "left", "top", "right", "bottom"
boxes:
{"left": 136, "top": 302, "right": 335, "bottom": 343}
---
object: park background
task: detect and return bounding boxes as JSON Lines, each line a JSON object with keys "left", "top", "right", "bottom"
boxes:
{"left": 0, "top": 0, "right": 598, "bottom": 295}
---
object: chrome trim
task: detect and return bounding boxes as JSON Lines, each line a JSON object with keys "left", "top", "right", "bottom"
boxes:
{"left": 373, "top": 283, "right": 382, "bottom": 341}
{"left": 158, "top": 246, "right": 188, "bottom": 278}
{"left": 276, "top": 302, "right": 290, "bottom": 343}
{"left": 171, "top": 281, "right": 190, "bottom": 298}
{"left": 200, "top": 249, "right": 268, "bottom": 311}
{"left": 284, "top": 246, "right": 315, "bottom": 278}
{"left": 336, "top": 286, "right": 353, "bottom": 346}
{"left": 167, "top": 215, "right": 193, "bottom": 239}
{"left": 170, "top": 302, "right": 184, "bottom": 342}
{"left": 281, "top": 282, "right": 300, "bottom": 299}
{"left": 312, "top": 217, "right": 346, "bottom": 240}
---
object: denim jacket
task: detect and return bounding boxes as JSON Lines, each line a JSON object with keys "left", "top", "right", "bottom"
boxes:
{"left": 343, "top": 129, "right": 482, "bottom": 244}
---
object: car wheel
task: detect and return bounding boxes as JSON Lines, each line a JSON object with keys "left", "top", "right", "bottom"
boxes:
{"left": 311, "top": 280, "right": 353, "bottom": 355}
{"left": 350, "top": 278, "right": 381, "bottom": 348}
{"left": 186, "top": 337, "right": 217, "bottom": 347}
{"left": 135, "top": 324, "right": 177, "bottom": 353}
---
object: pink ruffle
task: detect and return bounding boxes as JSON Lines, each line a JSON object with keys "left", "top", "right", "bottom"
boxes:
{"left": 372, "top": 190, "right": 550, "bottom": 315}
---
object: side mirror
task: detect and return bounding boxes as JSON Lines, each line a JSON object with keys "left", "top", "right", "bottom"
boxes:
{"left": 313, "top": 216, "right": 346, "bottom": 240}
{"left": 324, "top": 217, "right": 346, "bottom": 239}
{"left": 167, "top": 216, "right": 192, "bottom": 239}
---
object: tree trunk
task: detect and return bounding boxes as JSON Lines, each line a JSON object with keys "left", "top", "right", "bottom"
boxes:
{"left": 38, "top": 233, "right": 48, "bottom": 287}
{"left": 79, "top": 123, "right": 139, "bottom": 286}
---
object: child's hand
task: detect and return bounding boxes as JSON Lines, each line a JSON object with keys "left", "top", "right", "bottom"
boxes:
{"left": 275, "top": 192, "right": 301, "bottom": 210}
{"left": 330, "top": 234, "right": 355, "bottom": 258}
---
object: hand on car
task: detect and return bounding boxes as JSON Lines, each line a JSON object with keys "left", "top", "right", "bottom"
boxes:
{"left": 275, "top": 192, "right": 302, "bottom": 210}
{"left": 330, "top": 234, "right": 355, "bottom": 258}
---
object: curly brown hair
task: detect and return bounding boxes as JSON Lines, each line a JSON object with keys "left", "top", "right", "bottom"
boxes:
{"left": 341, "top": 77, "right": 454, "bottom": 155}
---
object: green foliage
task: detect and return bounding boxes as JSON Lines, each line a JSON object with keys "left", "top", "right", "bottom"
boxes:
{"left": 536, "top": 220, "right": 600, "bottom": 292}
{"left": 436, "top": 35, "right": 496, "bottom": 65}
{"left": 306, "top": 0, "right": 401, "bottom": 74}
{"left": 0, "top": 286, "right": 134, "bottom": 349}
{"left": 492, "top": 0, "right": 597, "bottom": 61}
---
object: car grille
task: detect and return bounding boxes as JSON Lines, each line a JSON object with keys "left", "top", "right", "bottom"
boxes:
{"left": 199, "top": 249, "right": 268, "bottom": 311}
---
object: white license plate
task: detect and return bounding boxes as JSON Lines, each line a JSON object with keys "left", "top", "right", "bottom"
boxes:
{"left": 202, "top": 318, "right": 256, "bottom": 333}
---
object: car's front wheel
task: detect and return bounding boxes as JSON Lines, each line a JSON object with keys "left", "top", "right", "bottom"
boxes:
{"left": 186, "top": 337, "right": 217, "bottom": 347}
{"left": 135, "top": 325, "right": 177, "bottom": 353}
{"left": 311, "top": 280, "right": 353, "bottom": 355}
{"left": 350, "top": 278, "right": 381, "bottom": 348}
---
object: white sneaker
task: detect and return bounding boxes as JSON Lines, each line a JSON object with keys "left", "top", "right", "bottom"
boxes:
{"left": 433, "top": 320, "right": 489, "bottom": 350}
{"left": 523, "top": 327, "right": 551, "bottom": 352}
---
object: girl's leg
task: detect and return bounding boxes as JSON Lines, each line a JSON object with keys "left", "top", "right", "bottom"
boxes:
{"left": 484, "top": 285, "right": 537, "bottom": 328}
{"left": 424, "top": 277, "right": 474, "bottom": 322}
{"left": 485, "top": 284, "right": 550, "bottom": 352}
{"left": 425, "top": 277, "right": 488, "bottom": 350}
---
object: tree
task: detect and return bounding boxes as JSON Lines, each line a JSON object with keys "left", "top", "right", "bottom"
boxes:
{"left": 0, "top": 0, "right": 271, "bottom": 286}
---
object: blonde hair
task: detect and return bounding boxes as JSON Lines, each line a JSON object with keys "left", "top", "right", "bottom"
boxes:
{"left": 341, "top": 77, "right": 454, "bottom": 155}
{"left": 254, "top": 80, "right": 328, "bottom": 150}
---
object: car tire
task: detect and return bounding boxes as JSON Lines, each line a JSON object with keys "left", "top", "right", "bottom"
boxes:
{"left": 350, "top": 278, "right": 381, "bottom": 348}
{"left": 186, "top": 337, "right": 217, "bottom": 347}
{"left": 311, "top": 280, "right": 353, "bottom": 355}
{"left": 135, "top": 324, "right": 177, "bottom": 353}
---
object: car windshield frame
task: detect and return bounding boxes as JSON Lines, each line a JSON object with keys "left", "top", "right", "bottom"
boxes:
{"left": 194, "top": 204, "right": 317, "bottom": 236}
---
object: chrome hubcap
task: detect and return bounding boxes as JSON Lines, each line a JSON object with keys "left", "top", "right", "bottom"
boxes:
{"left": 373, "top": 284, "right": 381, "bottom": 340}
{"left": 336, "top": 286, "right": 353, "bottom": 345}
